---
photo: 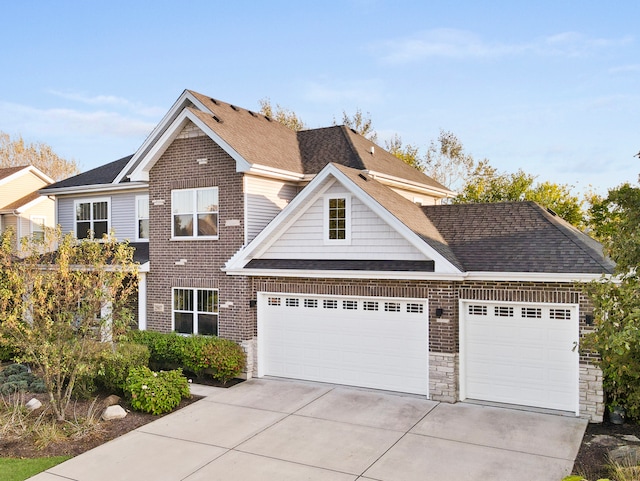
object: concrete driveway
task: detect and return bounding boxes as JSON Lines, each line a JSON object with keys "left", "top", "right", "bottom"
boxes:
{"left": 30, "top": 378, "right": 587, "bottom": 481}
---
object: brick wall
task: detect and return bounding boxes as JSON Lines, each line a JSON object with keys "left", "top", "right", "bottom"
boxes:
{"left": 147, "top": 135, "right": 252, "bottom": 341}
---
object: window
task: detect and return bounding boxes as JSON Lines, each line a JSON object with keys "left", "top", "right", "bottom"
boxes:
{"left": 304, "top": 299, "right": 318, "bottom": 308}
{"left": 173, "top": 288, "right": 218, "bottom": 335}
{"left": 30, "top": 216, "right": 46, "bottom": 242}
{"left": 323, "top": 299, "right": 338, "bottom": 309}
{"left": 385, "top": 302, "right": 401, "bottom": 312}
{"left": 522, "top": 307, "right": 542, "bottom": 318}
{"left": 268, "top": 297, "right": 281, "bottom": 306}
{"left": 495, "top": 306, "right": 514, "bottom": 317}
{"left": 468, "top": 305, "right": 488, "bottom": 316}
{"left": 286, "top": 298, "right": 299, "bottom": 307}
{"left": 136, "top": 195, "right": 149, "bottom": 241}
{"left": 343, "top": 300, "right": 358, "bottom": 310}
{"left": 75, "top": 199, "right": 109, "bottom": 239}
{"left": 324, "top": 195, "right": 350, "bottom": 243}
{"left": 406, "top": 303, "right": 424, "bottom": 314}
{"left": 550, "top": 308, "right": 572, "bottom": 320}
{"left": 363, "top": 301, "right": 379, "bottom": 311}
{"left": 172, "top": 187, "right": 218, "bottom": 238}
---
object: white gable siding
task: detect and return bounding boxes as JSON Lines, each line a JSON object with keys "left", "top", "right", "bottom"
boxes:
{"left": 261, "top": 183, "right": 428, "bottom": 261}
{"left": 57, "top": 191, "right": 146, "bottom": 241}
{"left": 245, "top": 175, "right": 298, "bottom": 242}
{"left": 0, "top": 173, "right": 48, "bottom": 208}
{"left": 389, "top": 187, "right": 441, "bottom": 206}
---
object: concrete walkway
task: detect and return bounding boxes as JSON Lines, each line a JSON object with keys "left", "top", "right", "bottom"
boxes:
{"left": 29, "top": 378, "right": 587, "bottom": 481}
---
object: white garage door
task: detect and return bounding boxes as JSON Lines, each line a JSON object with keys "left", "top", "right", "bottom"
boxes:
{"left": 461, "top": 301, "right": 579, "bottom": 413}
{"left": 258, "top": 293, "right": 429, "bottom": 395}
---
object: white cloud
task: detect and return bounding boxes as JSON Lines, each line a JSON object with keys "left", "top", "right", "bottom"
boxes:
{"left": 376, "top": 29, "right": 633, "bottom": 63}
{"left": 0, "top": 101, "right": 156, "bottom": 138}
{"left": 47, "top": 90, "right": 165, "bottom": 117}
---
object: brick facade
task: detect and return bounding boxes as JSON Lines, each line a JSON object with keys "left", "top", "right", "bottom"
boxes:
{"left": 147, "top": 135, "right": 253, "bottom": 341}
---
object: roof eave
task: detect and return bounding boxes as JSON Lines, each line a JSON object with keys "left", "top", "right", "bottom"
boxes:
{"left": 39, "top": 182, "right": 148, "bottom": 196}
{"left": 366, "top": 170, "right": 456, "bottom": 198}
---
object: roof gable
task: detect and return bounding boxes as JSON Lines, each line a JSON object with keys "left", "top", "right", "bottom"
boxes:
{"left": 226, "top": 163, "right": 461, "bottom": 275}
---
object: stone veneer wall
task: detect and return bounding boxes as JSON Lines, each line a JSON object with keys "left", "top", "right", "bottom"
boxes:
{"left": 429, "top": 352, "right": 458, "bottom": 402}
{"left": 580, "top": 364, "right": 604, "bottom": 422}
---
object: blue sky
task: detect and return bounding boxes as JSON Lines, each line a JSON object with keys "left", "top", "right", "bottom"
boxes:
{"left": 1, "top": 1, "right": 638, "bottom": 194}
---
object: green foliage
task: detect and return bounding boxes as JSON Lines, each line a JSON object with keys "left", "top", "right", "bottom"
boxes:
{"left": 588, "top": 182, "right": 640, "bottom": 272}
{"left": 562, "top": 476, "right": 611, "bottom": 481}
{"left": 0, "top": 364, "right": 46, "bottom": 395}
{"left": 125, "top": 366, "right": 190, "bottom": 415}
{"left": 455, "top": 167, "right": 585, "bottom": 227}
{"left": 258, "top": 98, "right": 307, "bottom": 131}
{"left": 126, "top": 330, "right": 183, "bottom": 368}
{"left": 582, "top": 272, "right": 640, "bottom": 419}
{"left": 0, "top": 456, "right": 71, "bottom": 481}
{"left": 0, "top": 227, "right": 138, "bottom": 421}
{"left": 335, "top": 108, "right": 377, "bottom": 142}
{"left": 385, "top": 134, "right": 423, "bottom": 171}
{"left": 127, "top": 330, "right": 246, "bottom": 383}
{"left": 181, "top": 336, "right": 247, "bottom": 384}
{"left": 96, "top": 342, "right": 150, "bottom": 394}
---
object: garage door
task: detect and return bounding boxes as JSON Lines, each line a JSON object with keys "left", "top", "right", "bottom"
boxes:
{"left": 258, "top": 293, "right": 429, "bottom": 395}
{"left": 461, "top": 301, "right": 579, "bottom": 413}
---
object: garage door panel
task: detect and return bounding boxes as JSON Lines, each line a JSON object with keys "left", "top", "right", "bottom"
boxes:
{"left": 463, "top": 301, "right": 578, "bottom": 412}
{"left": 260, "top": 294, "right": 429, "bottom": 396}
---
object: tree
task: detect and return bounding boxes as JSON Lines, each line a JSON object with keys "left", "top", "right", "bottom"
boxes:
{"left": 0, "top": 131, "right": 79, "bottom": 181}
{"left": 588, "top": 181, "right": 640, "bottom": 271}
{"left": 258, "top": 99, "right": 307, "bottom": 131}
{"left": 0, "top": 227, "right": 138, "bottom": 421}
{"left": 455, "top": 167, "right": 585, "bottom": 227}
{"left": 334, "top": 109, "right": 377, "bottom": 142}
{"left": 423, "top": 130, "right": 491, "bottom": 192}
{"left": 384, "top": 134, "right": 424, "bottom": 171}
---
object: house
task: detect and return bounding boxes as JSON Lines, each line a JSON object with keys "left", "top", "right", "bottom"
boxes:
{"left": 0, "top": 165, "right": 55, "bottom": 253}
{"left": 41, "top": 89, "right": 613, "bottom": 422}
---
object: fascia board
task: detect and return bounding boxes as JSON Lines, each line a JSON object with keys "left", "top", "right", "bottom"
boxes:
{"left": 114, "top": 90, "right": 210, "bottom": 184}
{"left": 329, "top": 168, "right": 461, "bottom": 274}
{"left": 366, "top": 170, "right": 456, "bottom": 197}
{"left": 245, "top": 164, "right": 306, "bottom": 180}
{"left": 39, "top": 182, "right": 148, "bottom": 196}
{"left": 128, "top": 109, "right": 251, "bottom": 182}
{"left": 223, "top": 267, "right": 466, "bottom": 281}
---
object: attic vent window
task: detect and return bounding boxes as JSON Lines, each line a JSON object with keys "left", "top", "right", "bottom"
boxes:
{"left": 210, "top": 98, "right": 219, "bottom": 105}
{"left": 358, "top": 173, "right": 368, "bottom": 181}
{"left": 248, "top": 111, "right": 258, "bottom": 117}
{"left": 230, "top": 104, "right": 239, "bottom": 111}
{"left": 212, "top": 115, "right": 223, "bottom": 123}
{"left": 264, "top": 116, "right": 272, "bottom": 122}
{"left": 546, "top": 208, "right": 557, "bottom": 216}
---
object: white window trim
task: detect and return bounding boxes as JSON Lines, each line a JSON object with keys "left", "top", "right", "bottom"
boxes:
{"left": 74, "top": 197, "right": 111, "bottom": 240}
{"left": 323, "top": 194, "right": 351, "bottom": 245}
{"left": 171, "top": 187, "right": 219, "bottom": 241}
{"left": 171, "top": 287, "right": 219, "bottom": 336}
{"left": 30, "top": 215, "right": 46, "bottom": 237}
{"left": 135, "top": 194, "right": 149, "bottom": 242}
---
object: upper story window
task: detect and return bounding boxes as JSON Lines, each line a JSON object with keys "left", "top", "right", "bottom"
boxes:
{"left": 324, "top": 195, "right": 351, "bottom": 244}
{"left": 172, "top": 187, "right": 218, "bottom": 239}
{"left": 75, "top": 198, "right": 109, "bottom": 240}
{"left": 136, "top": 195, "right": 149, "bottom": 241}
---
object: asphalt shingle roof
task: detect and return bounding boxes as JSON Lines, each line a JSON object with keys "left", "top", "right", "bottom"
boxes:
{"left": 44, "top": 155, "right": 133, "bottom": 190}
{"left": 0, "top": 166, "right": 28, "bottom": 181}
{"left": 0, "top": 191, "right": 41, "bottom": 211}
{"left": 421, "top": 201, "right": 615, "bottom": 274}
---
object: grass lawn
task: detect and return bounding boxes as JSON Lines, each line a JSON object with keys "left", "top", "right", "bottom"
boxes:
{"left": 0, "top": 456, "right": 71, "bottom": 481}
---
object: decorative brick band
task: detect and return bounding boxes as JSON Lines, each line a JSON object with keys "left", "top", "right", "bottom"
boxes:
{"left": 459, "top": 287, "right": 579, "bottom": 304}
{"left": 169, "top": 177, "right": 217, "bottom": 190}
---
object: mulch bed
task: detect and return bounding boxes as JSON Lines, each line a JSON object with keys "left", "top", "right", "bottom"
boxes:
{"left": 1, "top": 375, "right": 242, "bottom": 459}
{"left": 572, "top": 418, "right": 640, "bottom": 479}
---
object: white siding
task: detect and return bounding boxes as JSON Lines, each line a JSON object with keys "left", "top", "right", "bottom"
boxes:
{"left": 0, "top": 173, "right": 48, "bottom": 207}
{"left": 57, "top": 190, "right": 147, "bottom": 241}
{"left": 245, "top": 176, "right": 298, "bottom": 242}
{"left": 389, "top": 187, "right": 442, "bottom": 206}
{"left": 262, "top": 183, "right": 428, "bottom": 260}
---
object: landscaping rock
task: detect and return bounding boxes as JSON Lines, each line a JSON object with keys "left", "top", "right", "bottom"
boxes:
{"left": 590, "top": 434, "right": 620, "bottom": 447}
{"left": 101, "top": 404, "right": 127, "bottom": 421}
{"left": 25, "top": 398, "right": 42, "bottom": 411}
{"left": 609, "top": 445, "right": 640, "bottom": 465}
{"left": 102, "top": 394, "right": 122, "bottom": 407}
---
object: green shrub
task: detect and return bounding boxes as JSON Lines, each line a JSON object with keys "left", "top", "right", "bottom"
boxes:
{"left": 125, "top": 366, "right": 190, "bottom": 415}
{"left": 0, "top": 339, "right": 18, "bottom": 362}
{"left": 127, "top": 331, "right": 246, "bottom": 383}
{"left": 97, "top": 342, "right": 150, "bottom": 394}
{"left": 126, "top": 330, "right": 183, "bottom": 369}
{"left": 0, "top": 363, "right": 47, "bottom": 394}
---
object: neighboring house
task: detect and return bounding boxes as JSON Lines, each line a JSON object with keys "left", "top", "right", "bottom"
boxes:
{"left": 41, "top": 90, "right": 613, "bottom": 422}
{"left": 0, "top": 165, "right": 55, "bottom": 253}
